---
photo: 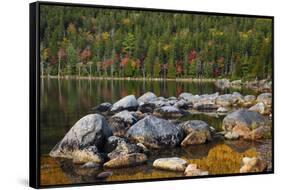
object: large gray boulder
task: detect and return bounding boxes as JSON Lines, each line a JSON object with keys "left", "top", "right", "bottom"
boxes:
{"left": 126, "top": 115, "right": 185, "bottom": 148}
{"left": 222, "top": 109, "right": 268, "bottom": 140}
{"left": 50, "top": 114, "right": 112, "bottom": 159}
{"left": 111, "top": 95, "right": 139, "bottom": 112}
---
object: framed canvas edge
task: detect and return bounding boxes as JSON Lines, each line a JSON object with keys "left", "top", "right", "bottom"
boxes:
{"left": 29, "top": 1, "right": 275, "bottom": 189}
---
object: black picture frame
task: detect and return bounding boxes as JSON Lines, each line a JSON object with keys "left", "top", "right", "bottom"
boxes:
{"left": 30, "top": 1, "right": 274, "bottom": 189}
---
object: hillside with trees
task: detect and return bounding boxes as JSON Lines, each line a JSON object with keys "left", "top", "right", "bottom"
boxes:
{"left": 40, "top": 5, "right": 273, "bottom": 80}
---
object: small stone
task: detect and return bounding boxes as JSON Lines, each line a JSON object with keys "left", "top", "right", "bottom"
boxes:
{"left": 103, "top": 153, "right": 147, "bottom": 168}
{"left": 184, "top": 164, "right": 209, "bottom": 176}
{"left": 96, "top": 171, "right": 113, "bottom": 178}
{"left": 153, "top": 157, "right": 187, "bottom": 172}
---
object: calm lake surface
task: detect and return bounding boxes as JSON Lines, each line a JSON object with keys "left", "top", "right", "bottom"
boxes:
{"left": 40, "top": 78, "right": 271, "bottom": 186}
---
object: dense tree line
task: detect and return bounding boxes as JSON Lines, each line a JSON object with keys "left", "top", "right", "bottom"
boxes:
{"left": 40, "top": 5, "right": 272, "bottom": 80}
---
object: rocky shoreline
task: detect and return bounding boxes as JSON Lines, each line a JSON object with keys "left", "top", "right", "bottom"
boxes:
{"left": 49, "top": 91, "right": 272, "bottom": 177}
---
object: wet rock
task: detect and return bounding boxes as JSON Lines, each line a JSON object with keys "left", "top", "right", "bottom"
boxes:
{"left": 184, "top": 164, "right": 209, "bottom": 176}
{"left": 243, "top": 95, "right": 256, "bottom": 107}
{"left": 153, "top": 105, "right": 185, "bottom": 118}
{"left": 111, "top": 95, "right": 139, "bottom": 112}
{"left": 96, "top": 171, "right": 113, "bottom": 178}
{"left": 179, "top": 120, "right": 212, "bottom": 146}
{"left": 240, "top": 157, "right": 268, "bottom": 173}
{"left": 126, "top": 115, "right": 184, "bottom": 148}
{"left": 50, "top": 114, "right": 112, "bottom": 158}
{"left": 137, "top": 92, "right": 157, "bottom": 104}
{"left": 249, "top": 102, "right": 270, "bottom": 115}
{"left": 91, "top": 102, "right": 112, "bottom": 113}
{"left": 222, "top": 109, "right": 267, "bottom": 139}
{"left": 257, "top": 93, "right": 272, "bottom": 107}
{"left": 72, "top": 146, "right": 104, "bottom": 164}
{"left": 103, "top": 153, "right": 147, "bottom": 168}
{"left": 215, "top": 79, "right": 230, "bottom": 89}
{"left": 153, "top": 157, "right": 187, "bottom": 172}
{"left": 104, "top": 136, "right": 127, "bottom": 153}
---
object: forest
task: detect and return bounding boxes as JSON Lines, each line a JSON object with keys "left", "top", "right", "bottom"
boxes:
{"left": 40, "top": 5, "right": 273, "bottom": 80}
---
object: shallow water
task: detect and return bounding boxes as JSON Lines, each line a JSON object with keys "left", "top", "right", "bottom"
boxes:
{"left": 40, "top": 78, "right": 271, "bottom": 186}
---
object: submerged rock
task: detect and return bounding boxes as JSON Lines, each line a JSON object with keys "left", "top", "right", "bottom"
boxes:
{"left": 50, "top": 114, "right": 112, "bottom": 159}
{"left": 103, "top": 153, "right": 147, "bottom": 168}
{"left": 240, "top": 157, "right": 268, "bottom": 173}
{"left": 153, "top": 105, "right": 185, "bottom": 118}
{"left": 179, "top": 120, "right": 212, "bottom": 146}
{"left": 126, "top": 115, "right": 184, "bottom": 148}
{"left": 184, "top": 164, "right": 209, "bottom": 176}
{"left": 153, "top": 157, "right": 187, "bottom": 172}
{"left": 111, "top": 95, "right": 139, "bottom": 112}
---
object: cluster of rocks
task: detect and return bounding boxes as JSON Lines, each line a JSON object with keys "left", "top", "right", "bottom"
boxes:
{"left": 92, "top": 91, "right": 272, "bottom": 118}
{"left": 49, "top": 91, "right": 271, "bottom": 177}
{"left": 152, "top": 157, "right": 208, "bottom": 176}
{"left": 215, "top": 79, "right": 272, "bottom": 92}
{"left": 240, "top": 157, "right": 268, "bottom": 173}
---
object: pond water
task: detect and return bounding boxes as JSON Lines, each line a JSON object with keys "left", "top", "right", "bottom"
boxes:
{"left": 40, "top": 78, "right": 271, "bottom": 186}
